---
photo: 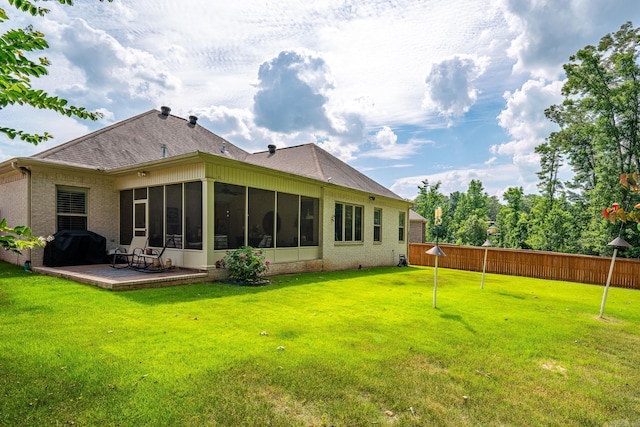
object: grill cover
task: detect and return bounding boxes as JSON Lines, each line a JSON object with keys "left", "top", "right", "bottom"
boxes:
{"left": 43, "top": 230, "right": 107, "bottom": 267}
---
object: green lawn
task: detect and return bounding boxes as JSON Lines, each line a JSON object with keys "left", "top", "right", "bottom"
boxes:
{"left": 1, "top": 262, "right": 639, "bottom": 426}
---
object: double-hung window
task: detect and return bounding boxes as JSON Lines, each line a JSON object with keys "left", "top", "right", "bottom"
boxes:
{"left": 398, "top": 212, "right": 406, "bottom": 242}
{"left": 335, "top": 202, "right": 363, "bottom": 242}
{"left": 56, "top": 186, "right": 88, "bottom": 231}
{"left": 373, "top": 208, "right": 382, "bottom": 242}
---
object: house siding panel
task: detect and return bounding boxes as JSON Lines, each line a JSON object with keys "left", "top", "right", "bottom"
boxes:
{"left": 0, "top": 172, "right": 29, "bottom": 265}
{"left": 322, "top": 188, "right": 409, "bottom": 271}
{"left": 28, "top": 169, "right": 119, "bottom": 267}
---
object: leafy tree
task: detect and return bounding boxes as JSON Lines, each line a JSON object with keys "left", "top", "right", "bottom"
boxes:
{"left": 535, "top": 134, "right": 564, "bottom": 204}
{"left": 542, "top": 22, "right": 640, "bottom": 255}
{"left": 0, "top": 218, "right": 48, "bottom": 253}
{"left": 0, "top": 0, "right": 110, "bottom": 144}
{"left": 452, "top": 180, "right": 490, "bottom": 245}
{"left": 496, "top": 187, "right": 530, "bottom": 249}
{"left": 455, "top": 214, "right": 488, "bottom": 246}
{"left": 526, "top": 195, "right": 579, "bottom": 253}
{"left": 412, "top": 179, "right": 448, "bottom": 242}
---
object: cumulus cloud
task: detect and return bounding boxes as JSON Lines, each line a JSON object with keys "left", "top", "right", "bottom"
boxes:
{"left": 489, "top": 79, "right": 564, "bottom": 189}
{"left": 358, "top": 127, "right": 432, "bottom": 160}
{"left": 422, "top": 54, "right": 490, "bottom": 123}
{"left": 501, "top": 0, "right": 635, "bottom": 79}
{"left": 249, "top": 49, "right": 371, "bottom": 161}
{"left": 49, "top": 18, "right": 181, "bottom": 112}
{"left": 491, "top": 79, "right": 563, "bottom": 156}
{"left": 253, "top": 50, "right": 334, "bottom": 133}
{"left": 194, "top": 106, "right": 254, "bottom": 141}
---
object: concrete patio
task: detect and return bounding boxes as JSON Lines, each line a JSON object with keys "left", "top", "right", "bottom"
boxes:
{"left": 34, "top": 264, "right": 211, "bottom": 291}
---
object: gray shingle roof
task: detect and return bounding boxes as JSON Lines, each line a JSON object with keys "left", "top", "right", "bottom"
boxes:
{"left": 246, "top": 144, "right": 404, "bottom": 200}
{"left": 29, "top": 108, "right": 404, "bottom": 200}
{"left": 410, "top": 210, "right": 428, "bottom": 222}
{"left": 32, "top": 109, "right": 248, "bottom": 169}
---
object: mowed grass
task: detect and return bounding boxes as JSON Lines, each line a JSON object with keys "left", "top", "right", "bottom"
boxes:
{"left": 1, "top": 262, "right": 639, "bottom": 426}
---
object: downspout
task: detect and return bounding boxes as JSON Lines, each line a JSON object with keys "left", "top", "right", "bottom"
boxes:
{"left": 11, "top": 161, "right": 32, "bottom": 264}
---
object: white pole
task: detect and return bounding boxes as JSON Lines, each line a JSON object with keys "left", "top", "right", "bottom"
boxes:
{"left": 481, "top": 247, "right": 488, "bottom": 289}
{"left": 599, "top": 248, "right": 618, "bottom": 318}
{"left": 433, "top": 255, "right": 438, "bottom": 308}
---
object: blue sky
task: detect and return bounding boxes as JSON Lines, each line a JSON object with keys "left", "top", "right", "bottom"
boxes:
{"left": 2, "top": 0, "right": 640, "bottom": 200}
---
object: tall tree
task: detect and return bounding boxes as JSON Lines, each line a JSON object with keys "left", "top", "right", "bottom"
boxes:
{"left": 542, "top": 22, "right": 640, "bottom": 254}
{"left": 452, "top": 180, "right": 490, "bottom": 245}
{"left": 496, "top": 187, "right": 530, "bottom": 249}
{"left": 412, "top": 179, "right": 447, "bottom": 242}
{"left": 0, "top": 0, "right": 109, "bottom": 144}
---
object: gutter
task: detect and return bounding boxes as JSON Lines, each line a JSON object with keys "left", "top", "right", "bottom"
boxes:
{"left": 11, "top": 161, "right": 32, "bottom": 263}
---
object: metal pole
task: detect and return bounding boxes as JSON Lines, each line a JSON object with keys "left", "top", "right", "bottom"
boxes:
{"left": 433, "top": 255, "right": 438, "bottom": 308}
{"left": 481, "top": 247, "right": 488, "bottom": 289}
{"left": 599, "top": 248, "right": 618, "bottom": 318}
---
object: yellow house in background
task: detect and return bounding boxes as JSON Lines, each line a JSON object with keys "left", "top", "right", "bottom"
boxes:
{"left": 0, "top": 107, "right": 411, "bottom": 278}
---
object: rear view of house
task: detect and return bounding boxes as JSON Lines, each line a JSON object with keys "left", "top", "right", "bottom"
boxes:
{"left": 0, "top": 108, "right": 411, "bottom": 278}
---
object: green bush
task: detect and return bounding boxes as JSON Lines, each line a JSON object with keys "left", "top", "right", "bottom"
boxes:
{"left": 220, "top": 246, "right": 270, "bottom": 284}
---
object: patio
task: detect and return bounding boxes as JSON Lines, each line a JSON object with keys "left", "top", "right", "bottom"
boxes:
{"left": 34, "top": 264, "right": 211, "bottom": 291}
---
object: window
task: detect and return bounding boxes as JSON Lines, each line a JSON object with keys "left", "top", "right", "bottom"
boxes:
{"left": 300, "top": 196, "right": 319, "bottom": 246}
{"left": 165, "top": 184, "right": 183, "bottom": 248}
{"left": 119, "top": 190, "right": 133, "bottom": 245}
{"left": 373, "top": 208, "right": 382, "bottom": 242}
{"left": 148, "top": 186, "right": 164, "bottom": 247}
{"left": 214, "top": 183, "right": 246, "bottom": 249}
{"left": 120, "top": 181, "right": 203, "bottom": 249}
{"left": 185, "top": 181, "right": 202, "bottom": 249}
{"left": 398, "top": 211, "right": 406, "bottom": 242}
{"left": 277, "top": 193, "right": 299, "bottom": 248}
{"left": 335, "top": 202, "right": 363, "bottom": 242}
{"left": 248, "top": 188, "right": 275, "bottom": 248}
{"left": 56, "top": 187, "right": 87, "bottom": 231}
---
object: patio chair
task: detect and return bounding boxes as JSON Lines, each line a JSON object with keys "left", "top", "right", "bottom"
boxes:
{"left": 133, "top": 235, "right": 175, "bottom": 272}
{"left": 110, "top": 236, "right": 148, "bottom": 268}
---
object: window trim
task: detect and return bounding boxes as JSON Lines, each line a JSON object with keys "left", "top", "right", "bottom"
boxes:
{"left": 335, "top": 202, "right": 364, "bottom": 244}
{"left": 398, "top": 211, "right": 406, "bottom": 242}
{"left": 56, "top": 186, "right": 88, "bottom": 231}
{"left": 373, "top": 207, "right": 382, "bottom": 243}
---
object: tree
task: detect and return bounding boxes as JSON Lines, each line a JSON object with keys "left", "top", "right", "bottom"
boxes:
{"left": 496, "top": 187, "right": 530, "bottom": 249}
{"left": 412, "top": 179, "right": 448, "bottom": 242}
{"left": 0, "top": 0, "right": 110, "bottom": 144}
{"left": 0, "top": 218, "right": 49, "bottom": 254}
{"left": 542, "top": 22, "right": 640, "bottom": 255}
{"left": 452, "top": 180, "right": 490, "bottom": 245}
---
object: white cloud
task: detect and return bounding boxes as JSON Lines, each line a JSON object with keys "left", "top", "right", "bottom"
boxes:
{"left": 372, "top": 126, "right": 397, "bottom": 150}
{"left": 253, "top": 50, "right": 334, "bottom": 133}
{"left": 501, "top": 0, "right": 636, "bottom": 79}
{"left": 390, "top": 163, "right": 519, "bottom": 200}
{"left": 360, "top": 127, "right": 432, "bottom": 160}
{"left": 492, "top": 79, "right": 563, "bottom": 156}
{"left": 422, "top": 54, "right": 490, "bottom": 123}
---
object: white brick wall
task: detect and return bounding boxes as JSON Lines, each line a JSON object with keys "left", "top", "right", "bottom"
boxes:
{"left": 322, "top": 189, "right": 410, "bottom": 271}
{"left": 0, "top": 172, "right": 29, "bottom": 266}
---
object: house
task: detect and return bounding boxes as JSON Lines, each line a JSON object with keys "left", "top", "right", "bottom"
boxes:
{"left": 409, "top": 210, "right": 428, "bottom": 243}
{"left": 0, "top": 107, "right": 412, "bottom": 278}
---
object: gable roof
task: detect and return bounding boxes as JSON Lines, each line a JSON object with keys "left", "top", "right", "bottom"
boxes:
{"left": 410, "top": 210, "right": 428, "bottom": 222}
{"left": 246, "top": 144, "right": 403, "bottom": 200}
{"left": 24, "top": 108, "right": 405, "bottom": 200}
{"left": 31, "top": 109, "right": 248, "bottom": 169}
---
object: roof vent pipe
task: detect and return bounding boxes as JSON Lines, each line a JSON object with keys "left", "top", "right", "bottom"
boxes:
{"left": 268, "top": 144, "right": 276, "bottom": 154}
{"left": 160, "top": 106, "right": 171, "bottom": 116}
{"left": 189, "top": 115, "right": 198, "bottom": 125}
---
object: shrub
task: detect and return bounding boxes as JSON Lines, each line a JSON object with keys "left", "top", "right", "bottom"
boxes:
{"left": 220, "top": 246, "right": 270, "bottom": 284}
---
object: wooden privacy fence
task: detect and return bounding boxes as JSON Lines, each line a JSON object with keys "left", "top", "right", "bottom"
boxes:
{"left": 408, "top": 243, "right": 640, "bottom": 290}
